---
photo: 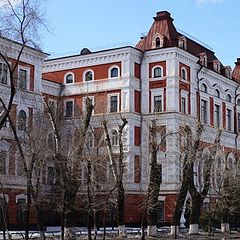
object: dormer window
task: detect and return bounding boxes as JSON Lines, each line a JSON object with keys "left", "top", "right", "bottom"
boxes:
{"left": 213, "top": 61, "right": 221, "bottom": 73}
{"left": 156, "top": 37, "right": 161, "bottom": 48}
{"left": 199, "top": 53, "right": 207, "bottom": 67}
{"left": 225, "top": 66, "right": 232, "bottom": 78}
{"left": 178, "top": 36, "right": 187, "bottom": 50}
{"left": 84, "top": 70, "right": 94, "bottom": 81}
{"left": 152, "top": 34, "right": 164, "bottom": 49}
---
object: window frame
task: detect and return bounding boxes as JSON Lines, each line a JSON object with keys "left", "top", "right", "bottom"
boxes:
{"left": 0, "top": 62, "right": 8, "bottom": 85}
{"left": 83, "top": 69, "right": 94, "bottom": 82}
{"left": 17, "top": 110, "right": 27, "bottom": 131}
{"left": 108, "top": 93, "right": 119, "bottom": 113}
{"left": 18, "top": 66, "right": 30, "bottom": 90}
{"left": 111, "top": 129, "right": 118, "bottom": 146}
{"left": 152, "top": 66, "right": 163, "bottom": 78}
{"left": 64, "top": 72, "right": 75, "bottom": 84}
{"left": 200, "top": 83, "right": 208, "bottom": 93}
{"left": 180, "top": 67, "right": 187, "bottom": 80}
{"left": 153, "top": 95, "right": 163, "bottom": 113}
{"left": 108, "top": 66, "right": 120, "bottom": 79}
{"left": 214, "top": 104, "right": 221, "bottom": 128}
{"left": 64, "top": 99, "right": 74, "bottom": 118}
{"left": 200, "top": 99, "right": 208, "bottom": 124}
{"left": 226, "top": 108, "right": 232, "bottom": 132}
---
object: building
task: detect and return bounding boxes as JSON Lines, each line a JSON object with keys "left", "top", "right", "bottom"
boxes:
{"left": 1, "top": 10, "right": 240, "bottom": 228}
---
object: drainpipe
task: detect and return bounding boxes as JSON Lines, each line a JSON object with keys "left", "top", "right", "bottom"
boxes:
{"left": 196, "top": 65, "right": 204, "bottom": 121}
{"left": 234, "top": 84, "right": 240, "bottom": 150}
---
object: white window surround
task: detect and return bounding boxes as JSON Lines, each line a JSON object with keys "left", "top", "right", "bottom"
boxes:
{"left": 83, "top": 69, "right": 94, "bottom": 82}
{"left": 152, "top": 33, "right": 164, "bottom": 48}
{"left": 16, "top": 107, "right": 29, "bottom": 131}
{"left": 107, "top": 93, "right": 120, "bottom": 113}
{"left": 108, "top": 65, "right": 120, "bottom": 79}
{"left": 16, "top": 194, "right": 27, "bottom": 203}
{"left": 111, "top": 129, "right": 118, "bottom": 146}
{"left": 180, "top": 90, "right": 189, "bottom": 114}
{"left": 151, "top": 65, "right": 164, "bottom": 79}
{"left": 226, "top": 108, "right": 233, "bottom": 132}
{"left": 178, "top": 36, "right": 187, "bottom": 50}
{"left": 180, "top": 67, "right": 187, "bottom": 80}
{"left": 18, "top": 65, "right": 30, "bottom": 90}
{"left": 83, "top": 96, "right": 94, "bottom": 115}
{"left": 151, "top": 89, "right": 164, "bottom": 113}
{"left": 214, "top": 98, "right": 222, "bottom": 127}
{"left": 200, "top": 97, "right": 209, "bottom": 124}
{"left": 64, "top": 72, "right": 75, "bottom": 84}
{"left": 0, "top": 61, "right": 10, "bottom": 85}
{"left": 64, "top": 98, "right": 74, "bottom": 117}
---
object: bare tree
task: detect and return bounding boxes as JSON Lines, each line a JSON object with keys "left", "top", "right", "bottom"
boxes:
{"left": 0, "top": 0, "right": 46, "bottom": 129}
{"left": 102, "top": 118, "right": 128, "bottom": 237}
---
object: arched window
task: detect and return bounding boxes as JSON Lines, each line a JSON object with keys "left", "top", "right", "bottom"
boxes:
{"left": 178, "top": 36, "right": 187, "bottom": 50}
{"left": 200, "top": 83, "right": 207, "bottom": 93}
{"left": 181, "top": 68, "right": 187, "bottom": 80}
{"left": 226, "top": 94, "right": 232, "bottom": 103}
{"left": 65, "top": 73, "right": 74, "bottom": 84}
{"left": 110, "top": 67, "right": 119, "bottom": 78}
{"left": 84, "top": 70, "right": 93, "bottom": 81}
{"left": 17, "top": 110, "right": 27, "bottom": 131}
{"left": 214, "top": 89, "right": 220, "bottom": 98}
{"left": 155, "top": 37, "right": 160, "bottom": 48}
{"left": 237, "top": 99, "right": 240, "bottom": 106}
{"left": 153, "top": 67, "right": 162, "bottom": 78}
{"left": 111, "top": 130, "right": 118, "bottom": 146}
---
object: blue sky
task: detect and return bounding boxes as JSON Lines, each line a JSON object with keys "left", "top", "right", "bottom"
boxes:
{"left": 42, "top": 0, "right": 240, "bottom": 67}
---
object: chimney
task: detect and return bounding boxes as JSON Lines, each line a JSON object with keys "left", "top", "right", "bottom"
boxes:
{"left": 154, "top": 11, "right": 173, "bottom": 22}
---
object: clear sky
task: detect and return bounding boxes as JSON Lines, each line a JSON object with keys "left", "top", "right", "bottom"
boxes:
{"left": 41, "top": 0, "right": 240, "bottom": 67}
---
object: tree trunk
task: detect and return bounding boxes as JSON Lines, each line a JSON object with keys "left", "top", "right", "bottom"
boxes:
{"left": 189, "top": 193, "right": 202, "bottom": 235}
{"left": 36, "top": 206, "right": 46, "bottom": 240}
{"left": 117, "top": 181, "right": 126, "bottom": 237}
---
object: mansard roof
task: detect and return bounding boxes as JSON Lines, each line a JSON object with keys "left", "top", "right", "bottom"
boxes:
{"left": 135, "top": 11, "right": 219, "bottom": 64}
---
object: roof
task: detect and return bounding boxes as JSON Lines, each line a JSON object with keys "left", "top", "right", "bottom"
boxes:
{"left": 232, "top": 58, "right": 240, "bottom": 83}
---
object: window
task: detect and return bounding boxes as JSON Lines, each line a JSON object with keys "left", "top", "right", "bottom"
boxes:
{"left": 65, "top": 101, "right": 73, "bottom": 117}
{"left": 181, "top": 68, "right": 187, "bottom": 80}
{"left": 19, "top": 69, "right": 27, "bottom": 90}
{"left": 238, "top": 113, "right": 240, "bottom": 133}
{"left": 226, "top": 109, "right": 232, "bottom": 131}
{"left": 201, "top": 99, "right": 208, "bottom": 124}
{"left": 200, "top": 83, "right": 207, "bottom": 93}
{"left": 110, "top": 67, "right": 119, "bottom": 78}
{"left": 155, "top": 37, "right": 161, "bottom": 48}
{"left": 214, "top": 104, "right": 220, "bottom": 127}
{"left": 154, "top": 95, "right": 162, "bottom": 112}
{"left": 17, "top": 198, "right": 26, "bottom": 222}
{"left": 181, "top": 97, "right": 186, "bottom": 114}
{"left": 0, "top": 63, "right": 7, "bottom": 84}
{"left": 0, "top": 151, "right": 6, "bottom": 175}
{"left": 199, "top": 53, "right": 207, "bottom": 67}
{"left": 65, "top": 73, "right": 74, "bottom": 84}
{"left": 178, "top": 36, "right": 187, "bottom": 50}
{"left": 17, "top": 110, "right": 27, "bottom": 131}
{"left": 153, "top": 67, "right": 162, "bottom": 78}
{"left": 237, "top": 99, "right": 240, "bottom": 106}
{"left": 213, "top": 61, "right": 220, "bottom": 73}
{"left": 84, "top": 70, "right": 93, "bottom": 81}
{"left": 214, "top": 89, "right": 220, "bottom": 98}
{"left": 83, "top": 96, "right": 94, "bottom": 114}
{"left": 110, "top": 95, "right": 118, "bottom": 113}
{"left": 111, "top": 130, "right": 118, "bottom": 146}
{"left": 226, "top": 94, "right": 232, "bottom": 103}
{"left": 47, "top": 166, "right": 54, "bottom": 185}
{"left": 48, "top": 99, "right": 56, "bottom": 116}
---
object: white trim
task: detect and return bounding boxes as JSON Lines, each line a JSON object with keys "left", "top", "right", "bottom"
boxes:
{"left": 83, "top": 69, "right": 94, "bottom": 82}
{"left": 16, "top": 194, "right": 27, "bottom": 203}
{"left": 107, "top": 93, "right": 120, "bottom": 113}
{"left": 108, "top": 65, "right": 120, "bottom": 79}
{"left": 151, "top": 89, "right": 164, "bottom": 113}
{"left": 64, "top": 72, "right": 75, "bottom": 84}
{"left": 180, "top": 89, "right": 188, "bottom": 114}
{"left": 0, "top": 61, "right": 10, "bottom": 85}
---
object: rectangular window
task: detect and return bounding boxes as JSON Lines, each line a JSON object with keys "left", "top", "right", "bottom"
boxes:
{"left": 65, "top": 101, "right": 73, "bottom": 117}
{"left": 238, "top": 113, "right": 240, "bottom": 133}
{"left": 19, "top": 69, "right": 27, "bottom": 90}
{"left": 181, "top": 97, "right": 186, "bottom": 114}
{"left": 0, "top": 151, "right": 6, "bottom": 175}
{"left": 226, "top": 109, "right": 232, "bottom": 131}
{"left": 110, "top": 95, "right": 118, "bottom": 112}
{"left": 17, "top": 199, "right": 26, "bottom": 222}
{"left": 154, "top": 95, "right": 162, "bottom": 112}
{"left": 0, "top": 63, "right": 8, "bottom": 84}
{"left": 214, "top": 104, "right": 220, "bottom": 127}
{"left": 201, "top": 99, "right": 208, "bottom": 124}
